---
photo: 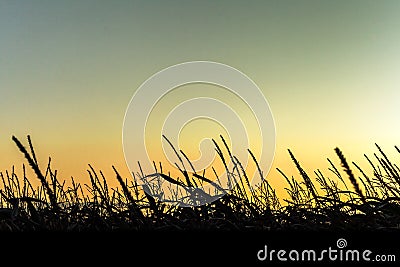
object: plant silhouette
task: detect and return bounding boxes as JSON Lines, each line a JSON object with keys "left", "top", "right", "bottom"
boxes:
{"left": 0, "top": 135, "right": 399, "bottom": 231}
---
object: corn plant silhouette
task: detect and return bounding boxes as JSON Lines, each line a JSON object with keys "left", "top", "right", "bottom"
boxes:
{"left": 0, "top": 135, "right": 399, "bottom": 231}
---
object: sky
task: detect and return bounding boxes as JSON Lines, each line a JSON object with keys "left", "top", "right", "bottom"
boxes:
{"left": 1, "top": 0, "right": 400, "bottom": 197}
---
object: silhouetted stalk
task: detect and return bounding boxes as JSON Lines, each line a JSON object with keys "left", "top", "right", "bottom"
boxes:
{"left": 334, "top": 147, "right": 365, "bottom": 203}
{"left": 12, "top": 136, "right": 58, "bottom": 210}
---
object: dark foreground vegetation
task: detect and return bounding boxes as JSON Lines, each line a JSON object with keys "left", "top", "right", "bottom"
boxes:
{"left": 1, "top": 135, "right": 400, "bottom": 231}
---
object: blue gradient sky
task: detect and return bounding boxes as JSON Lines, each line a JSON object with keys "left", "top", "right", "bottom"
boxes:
{"left": 1, "top": 0, "right": 400, "bottom": 192}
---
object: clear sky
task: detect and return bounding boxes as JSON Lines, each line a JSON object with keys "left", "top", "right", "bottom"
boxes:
{"left": 1, "top": 0, "right": 400, "bottom": 196}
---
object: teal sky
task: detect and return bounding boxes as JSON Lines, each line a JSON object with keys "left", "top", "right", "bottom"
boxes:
{"left": 1, "top": 0, "right": 400, "bottom": 191}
